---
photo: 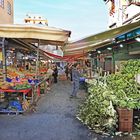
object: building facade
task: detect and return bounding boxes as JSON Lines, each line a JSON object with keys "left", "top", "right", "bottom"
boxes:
{"left": 0, "top": 0, "right": 14, "bottom": 24}
{"left": 104, "top": 0, "right": 140, "bottom": 28}
{"left": 24, "top": 14, "right": 48, "bottom": 26}
{"left": 89, "top": 0, "right": 140, "bottom": 74}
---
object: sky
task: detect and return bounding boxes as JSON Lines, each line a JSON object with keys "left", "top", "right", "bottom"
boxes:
{"left": 14, "top": 0, "right": 108, "bottom": 41}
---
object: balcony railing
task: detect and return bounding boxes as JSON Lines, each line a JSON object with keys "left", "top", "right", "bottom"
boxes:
{"left": 128, "top": 0, "right": 140, "bottom": 5}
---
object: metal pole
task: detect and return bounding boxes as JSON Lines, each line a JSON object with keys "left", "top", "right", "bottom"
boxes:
{"left": 2, "top": 38, "right": 6, "bottom": 81}
{"left": 34, "top": 40, "right": 40, "bottom": 99}
{"left": 35, "top": 40, "right": 40, "bottom": 80}
{"left": 112, "top": 49, "right": 115, "bottom": 73}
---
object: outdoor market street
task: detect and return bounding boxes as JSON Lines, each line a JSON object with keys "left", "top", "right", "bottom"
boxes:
{"left": 0, "top": 81, "right": 139, "bottom": 140}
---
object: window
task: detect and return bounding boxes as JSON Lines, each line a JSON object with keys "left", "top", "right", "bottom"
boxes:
{"left": 7, "top": 1, "right": 11, "bottom": 15}
{"left": 0, "top": 0, "right": 4, "bottom": 8}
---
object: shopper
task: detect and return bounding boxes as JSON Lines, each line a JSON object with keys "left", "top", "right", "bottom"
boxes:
{"left": 53, "top": 64, "right": 58, "bottom": 83}
{"left": 69, "top": 63, "right": 73, "bottom": 81}
{"left": 46, "top": 66, "right": 53, "bottom": 88}
{"left": 70, "top": 63, "right": 80, "bottom": 98}
{"left": 65, "top": 64, "right": 69, "bottom": 80}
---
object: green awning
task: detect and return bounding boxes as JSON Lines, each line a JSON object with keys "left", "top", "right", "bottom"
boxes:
{"left": 64, "top": 21, "right": 140, "bottom": 55}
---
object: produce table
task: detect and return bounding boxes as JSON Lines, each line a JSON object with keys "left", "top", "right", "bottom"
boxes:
{"left": 0, "top": 88, "right": 32, "bottom": 100}
{"left": 0, "top": 88, "right": 32, "bottom": 114}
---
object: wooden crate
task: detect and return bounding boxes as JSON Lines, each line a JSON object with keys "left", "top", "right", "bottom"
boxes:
{"left": 117, "top": 108, "right": 133, "bottom": 120}
{"left": 59, "top": 75, "right": 67, "bottom": 81}
{"left": 119, "top": 122, "right": 133, "bottom": 132}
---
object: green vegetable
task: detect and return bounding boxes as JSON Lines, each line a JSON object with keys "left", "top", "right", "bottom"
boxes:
{"left": 77, "top": 59, "right": 140, "bottom": 135}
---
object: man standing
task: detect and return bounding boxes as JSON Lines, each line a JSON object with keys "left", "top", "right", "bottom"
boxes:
{"left": 46, "top": 65, "right": 53, "bottom": 88}
{"left": 70, "top": 63, "right": 80, "bottom": 98}
{"left": 52, "top": 64, "right": 58, "bottom": 83}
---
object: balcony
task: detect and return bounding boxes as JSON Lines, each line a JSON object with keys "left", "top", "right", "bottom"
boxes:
{"left": 128, "top": 0, "right": 140, "bottom": 5}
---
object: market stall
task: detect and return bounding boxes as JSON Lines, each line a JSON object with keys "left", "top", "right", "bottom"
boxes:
{"left": 77, "top": 59, "right": 140, "bottom": 135}
{"left": 0, "top": 41, "right": 50, "bottom": 113}
{"left": 62, "top": 21, "right": 140, "bottom": 135}
{"left": 0, "top": 24, "right": 71, "bottom": 113}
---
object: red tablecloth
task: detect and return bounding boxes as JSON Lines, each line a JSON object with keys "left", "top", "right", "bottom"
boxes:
{"left": 0, "top": 88, "right": 31, "bottom": 95}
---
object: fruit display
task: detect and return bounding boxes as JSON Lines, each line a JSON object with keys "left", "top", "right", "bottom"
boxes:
{"left": 0, "top": 82, "right": 13, "bottom": 90}
{"left": 0, "top": 59, "right": 48, "bottom": 114}
{"left": 7, "top": 66, "right": 35, "bottom": 79}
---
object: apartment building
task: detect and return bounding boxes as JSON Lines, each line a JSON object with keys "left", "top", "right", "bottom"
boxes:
{"left": 0, "top": 0, "right": 14, "bottom": 24}
{"left": 104, "top": 0, "right": 140, "bottom": 28}
{"left": 24, "top": 14, "right": 48, "bottom": 26}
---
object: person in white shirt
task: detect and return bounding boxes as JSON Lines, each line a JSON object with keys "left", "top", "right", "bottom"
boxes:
{"left": 46, "top": 66, "right": 53, "bottom": 88}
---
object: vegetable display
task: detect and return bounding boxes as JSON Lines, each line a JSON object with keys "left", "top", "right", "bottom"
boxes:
{"left": 77, "top": 80, "right": 117, "bottom": 134}
{"left": 77, "top": 59, "right": 140, "bottom": 135}
{"left": 13, "top": 83, "right": 31, "bottom": 90}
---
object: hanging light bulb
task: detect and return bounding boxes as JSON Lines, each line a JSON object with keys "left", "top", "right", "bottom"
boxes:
{"left": 97, "top": 50, "right": 101, "bottom": 54}
{"left": 135, "top": 37, "right": 140, "bottom": 42}
{"left": 119, "top": 44, "right": 123, "bottom": 48}
{"left": 107, "top": 47, "right": 112, "bottom": 50}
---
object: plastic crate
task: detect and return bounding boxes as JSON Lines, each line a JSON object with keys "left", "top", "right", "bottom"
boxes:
{"left": 119, "top": 122, "right": 133, "bottom": 132}
{"left": 79, "top": 77, "right": 85, "bottom": 82}
{"left": 6, "top": 77, "right": 12, "bottom": 82}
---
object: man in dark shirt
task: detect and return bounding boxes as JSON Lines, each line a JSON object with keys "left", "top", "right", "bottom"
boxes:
{"left": 53, "top": 65, "right": 58, "bottom": 83}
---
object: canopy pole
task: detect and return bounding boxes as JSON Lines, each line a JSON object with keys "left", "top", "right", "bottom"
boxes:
{"left": 34, "top": 40, "right": 40, "bottom": 99}
{"left": 2, "top": 38, "right": 6, "bottom": 81}
{"left": 112, "top": 48, "right": 115, "bottom": 73}
{"left": 35, "top": 40, "right": 40, "bottom": 80}
{"left": 83, "top": 50, "right": 85, "bottom": 67}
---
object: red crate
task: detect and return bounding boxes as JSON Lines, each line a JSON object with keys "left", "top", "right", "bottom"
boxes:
{"left": 119, "top": 122, "right": 133, "bottom": 132}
